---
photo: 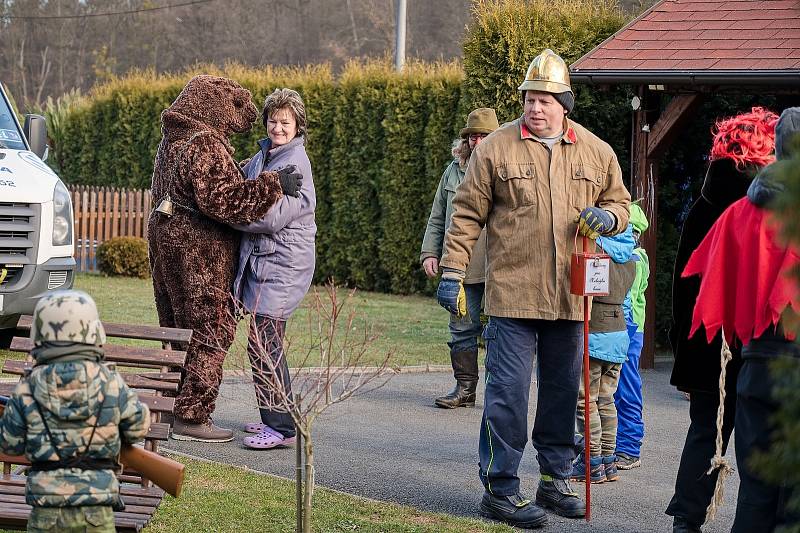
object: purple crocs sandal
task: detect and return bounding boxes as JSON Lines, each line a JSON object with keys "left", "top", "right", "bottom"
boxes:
{"left": 244, "top": 422, "right": 268, "bottom": 434}
{"left": 243, "top": 427, "right": 297, "bottom": 450}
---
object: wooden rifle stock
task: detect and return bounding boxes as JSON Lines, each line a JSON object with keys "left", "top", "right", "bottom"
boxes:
{"left": 120, "top": 444, "right": 184, "bottom": 497}
{"left": 0, "top": 396, "right": 184, "bottom": 498}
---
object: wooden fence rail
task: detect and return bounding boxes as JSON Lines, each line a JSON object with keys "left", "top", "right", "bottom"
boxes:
{"left": 69, "top": 185, "right": 152, "bottom": 272}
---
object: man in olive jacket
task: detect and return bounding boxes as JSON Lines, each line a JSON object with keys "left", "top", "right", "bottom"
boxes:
{"left": 421, "top": 107, "right": 499, "bottom": 410}
{"left": 437, "top": 49, "right": 630, "bottom": 528}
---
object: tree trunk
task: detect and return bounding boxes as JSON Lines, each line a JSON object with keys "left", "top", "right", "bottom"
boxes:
{"left": 295, "top": 427, "right": 303, "bottom": 533}
{"left": 302, "top": 431, "right": 314, "bottom": 533}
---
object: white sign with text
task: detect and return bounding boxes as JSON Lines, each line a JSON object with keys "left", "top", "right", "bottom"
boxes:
{"left": 584, "top": 257, "right": 610, "bottom": 295}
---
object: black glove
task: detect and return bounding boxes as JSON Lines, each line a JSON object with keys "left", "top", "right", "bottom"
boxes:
{"left": 277, "top": 165, "right": 303, "bottom": 197}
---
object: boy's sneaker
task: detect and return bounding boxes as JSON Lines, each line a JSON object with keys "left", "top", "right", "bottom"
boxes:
{"left": 570, "top": 454, "right": 606, "bottom": 484}
{"left": 602, "top": 454, "right": 619, "bottom": 481}
{"left": 615, "top": 452, "right": 641, "bottom": 470}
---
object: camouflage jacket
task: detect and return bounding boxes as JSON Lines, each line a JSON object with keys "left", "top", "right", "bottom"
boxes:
{"left": 0, "top": 346, "right": 150, "bottom": 508}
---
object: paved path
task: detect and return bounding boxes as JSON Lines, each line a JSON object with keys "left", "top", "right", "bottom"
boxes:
{"left": 165, "top": 363, "right": 738, "bottom": 532}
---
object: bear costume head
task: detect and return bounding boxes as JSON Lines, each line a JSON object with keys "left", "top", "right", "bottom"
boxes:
{"left": 164, "top": 75, "right": 259, "bottom": 138}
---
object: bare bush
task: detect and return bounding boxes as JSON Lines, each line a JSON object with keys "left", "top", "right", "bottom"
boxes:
{"left": 193, "top": 281, "right": 394, "bottom": 533}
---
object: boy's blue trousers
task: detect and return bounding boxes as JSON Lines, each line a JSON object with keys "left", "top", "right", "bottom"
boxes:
{"left": 614, "top": 322, "right": 644, "bottom": 457}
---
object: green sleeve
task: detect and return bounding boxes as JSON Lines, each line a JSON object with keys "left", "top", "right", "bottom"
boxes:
{"left": 632, "top": 248, "right": 650, "bottom": 332}
{"left": 420, "top": 166, "right": 450, "bottom": 261}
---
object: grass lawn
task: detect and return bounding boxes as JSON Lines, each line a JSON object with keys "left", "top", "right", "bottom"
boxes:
{"left": 0, "top": 455, "right": 514, "bottom": 533}
{"left": 146, "top": 456, "right": 514, "bottom": 533}
{"left": 1, "top": 273, "right": 452, "bottom": 370}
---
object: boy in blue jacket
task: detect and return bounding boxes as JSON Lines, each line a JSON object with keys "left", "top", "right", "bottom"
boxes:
{"left": 614, "top": 203, "right": 650, "bottom": 470}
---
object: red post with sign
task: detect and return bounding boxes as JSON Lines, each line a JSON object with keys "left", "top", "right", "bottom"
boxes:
{"left": 570, "top": 234, "right": 611, "bottom": 521}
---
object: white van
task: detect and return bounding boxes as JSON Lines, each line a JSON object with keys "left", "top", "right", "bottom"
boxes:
{"left": 0, "top": 82, "right": 75, "bottom": 344}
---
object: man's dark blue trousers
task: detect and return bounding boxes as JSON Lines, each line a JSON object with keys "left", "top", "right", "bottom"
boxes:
{"left": 478, "top": 317, "right": 583, "bottom": 495}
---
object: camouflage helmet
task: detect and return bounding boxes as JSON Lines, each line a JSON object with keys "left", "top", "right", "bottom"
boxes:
{"left": 31, "top": 290, "right": 107, "bottom": 347}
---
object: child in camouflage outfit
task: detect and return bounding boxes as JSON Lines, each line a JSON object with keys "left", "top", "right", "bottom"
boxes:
{"left": 0, "top": 290, "right": 150, "bottom": 532}
{"left": 571, "top": 225, "right": 637, "bottom": 484}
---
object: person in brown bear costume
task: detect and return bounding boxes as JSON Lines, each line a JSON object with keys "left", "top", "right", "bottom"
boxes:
{"left": 148, "top": 75, "right": 303, "bottom": 443}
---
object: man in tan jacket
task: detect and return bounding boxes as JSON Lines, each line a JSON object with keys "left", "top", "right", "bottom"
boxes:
{"left": 437, "top": 49, "right": 630, "bottom": 529}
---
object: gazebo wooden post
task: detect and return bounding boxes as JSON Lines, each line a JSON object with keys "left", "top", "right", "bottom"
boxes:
{"left": 632, "top": 88, "right": 704, "bottom": 369}
{"left": 631, "top": 86, "right": 658, "bottom": 369}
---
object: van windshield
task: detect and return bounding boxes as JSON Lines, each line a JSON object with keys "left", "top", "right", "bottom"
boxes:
{"left": 0, "top": 93, "right": 26, "bottom": 150}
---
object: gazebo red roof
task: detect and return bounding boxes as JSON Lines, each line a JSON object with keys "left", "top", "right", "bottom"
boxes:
{"left": 571, "top": 0, "right": 800, "bottom": 85}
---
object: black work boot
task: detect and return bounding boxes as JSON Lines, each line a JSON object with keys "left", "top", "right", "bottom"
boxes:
{"left": 535, "top": 475, "right": 586, "bottom": 518}
{"left": 480, "top": 491, "right": 548, "bottom": 529}
{"left": 673, "top": 516, "right": 703, "bottom": 533}
{"left": 434, "top": 348, "right": 479, "bottom": 408}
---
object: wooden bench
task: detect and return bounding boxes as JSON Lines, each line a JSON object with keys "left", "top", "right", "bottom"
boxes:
{"left": 0, "top": 315, "right": 191, "bottom": 532}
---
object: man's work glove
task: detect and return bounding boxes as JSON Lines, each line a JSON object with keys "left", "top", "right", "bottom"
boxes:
{"left": 577, "top": 207, "right": 615, "bottom": 240}
{"left": 437, "top": 269, "right": 467, "bottom": 318}
{"left": 276, "top": 165, "right": 303, "bottom": 198}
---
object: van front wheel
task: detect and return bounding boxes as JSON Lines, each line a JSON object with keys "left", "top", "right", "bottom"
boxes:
{"left": 0, "top": 328, "right": 13, "bottom": 349}
{"left": 0, "top": 314, "right": 21, "bottom": 349}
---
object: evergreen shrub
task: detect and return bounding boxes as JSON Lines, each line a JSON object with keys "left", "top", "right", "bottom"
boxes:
{"left": 45, "top": 0, "right": 636, "bottom": 297}
{"left": 48, "top": 61, "right": 462, "bottom": 292}
{"left": 462, "top": 0, "right": 626, "bottom": 124}
{"left": 96, "top": 237, "right": 151, "bottom": 279}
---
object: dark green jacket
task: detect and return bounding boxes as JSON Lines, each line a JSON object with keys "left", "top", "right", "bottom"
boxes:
{"left": 421, "top": 159, "right": 487, "bottom": 284}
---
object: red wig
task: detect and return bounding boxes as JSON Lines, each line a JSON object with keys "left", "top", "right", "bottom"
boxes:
{"left": 709, "top": 106, "right": 779, "bottom": 169}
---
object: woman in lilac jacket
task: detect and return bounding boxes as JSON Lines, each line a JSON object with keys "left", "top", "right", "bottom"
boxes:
{"left": 231, "top": 88, "right": 316, "bottom": 449}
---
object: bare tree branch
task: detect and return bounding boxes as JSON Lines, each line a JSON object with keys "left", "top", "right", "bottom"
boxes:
{"left": 190, "top": 281, "right": 394, "bottom": 531}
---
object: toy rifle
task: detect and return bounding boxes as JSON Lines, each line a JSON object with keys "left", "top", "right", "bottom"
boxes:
{"left": 0, "top": 395, "right": 184, "bottom": 497}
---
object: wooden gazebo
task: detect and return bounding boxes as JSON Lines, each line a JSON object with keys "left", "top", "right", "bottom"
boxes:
{"left": 571, "top": 0, "right": 800, "bottom": 368}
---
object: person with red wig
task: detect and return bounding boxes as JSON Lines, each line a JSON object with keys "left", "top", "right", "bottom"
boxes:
{"left": 666, "top": 106, "right": 779, "bottom": 533}
{"left": 683, "top": 106, "right": 800, "bottom": 532}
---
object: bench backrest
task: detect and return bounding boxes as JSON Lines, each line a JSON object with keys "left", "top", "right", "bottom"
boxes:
{"left": 1, "top": 315, "right": 190, "bottom": 487}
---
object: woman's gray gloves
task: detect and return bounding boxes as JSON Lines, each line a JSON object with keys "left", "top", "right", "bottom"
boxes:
{"left": 277, "top": 165, "right": 303, "bottom": 197}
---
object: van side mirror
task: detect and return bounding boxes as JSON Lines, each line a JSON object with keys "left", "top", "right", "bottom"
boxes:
{"left": 23, "top": 114, "right": 48, "bottom": 160}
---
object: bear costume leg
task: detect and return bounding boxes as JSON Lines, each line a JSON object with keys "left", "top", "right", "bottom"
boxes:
{"left": 172, "top": 300, "right": 236, "bottom": 423}
{"left": 153, "top": 272, "right": 236, "bottom": 423}
{"left": 149, "top": 227, "right": 239, "bottom": 425}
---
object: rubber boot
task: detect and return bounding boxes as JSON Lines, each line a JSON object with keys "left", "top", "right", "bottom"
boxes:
{"left": 435, "top": 348, "right": 479, "bottom": 408}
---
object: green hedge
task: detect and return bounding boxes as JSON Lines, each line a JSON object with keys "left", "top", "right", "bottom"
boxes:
{"left": 461, "top": 0, "right": 626, "bottom": 123}
{"left": 47, "top": 62, "right": 462, "bottom": 292}
{"left": 46, "top": 0, "right": 632, "bottom": 298}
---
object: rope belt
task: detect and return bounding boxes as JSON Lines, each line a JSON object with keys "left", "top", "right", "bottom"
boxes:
{"left": 704, "top": 326, "right": 734, "bottom": 523}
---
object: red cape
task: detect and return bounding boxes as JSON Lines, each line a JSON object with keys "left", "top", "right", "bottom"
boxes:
{"left": 682, "top": 197, "right": 800, "bottom": 345}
